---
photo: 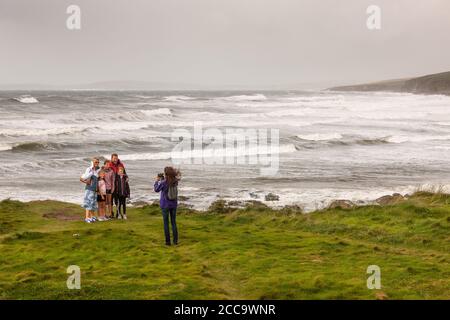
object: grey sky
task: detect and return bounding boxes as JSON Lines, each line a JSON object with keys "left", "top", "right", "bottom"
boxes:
{"left": 1, "top": 0, "right": 449, "bottom": 89}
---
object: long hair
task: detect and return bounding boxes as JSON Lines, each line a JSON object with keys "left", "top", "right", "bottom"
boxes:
{"left": 164, "top": 167, "right": 180, "bottom": 186}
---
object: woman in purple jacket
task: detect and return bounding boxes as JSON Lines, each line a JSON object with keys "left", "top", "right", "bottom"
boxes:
{"left": 154, "top": 167, "right": 180, "bottom": 245}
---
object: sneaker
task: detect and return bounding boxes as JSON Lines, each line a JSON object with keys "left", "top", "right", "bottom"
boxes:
{"left": 91, "top": 216, "right": 98, "bottom": 222}
{"left": 98, "top": 217, "right": 106, "bottom": 222}
{"left": 117, "top": 215, "right": 122, "bottom": 220}
{"left": 123, "top": 215, "right": 127, "bottom": 220}
{"left": 84, "top": 218, "right": 92, "bottom": 223}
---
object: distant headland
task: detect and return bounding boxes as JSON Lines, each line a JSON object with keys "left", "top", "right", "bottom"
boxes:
{"left": 328, "top": 71, "right": 450, "bottom": 96}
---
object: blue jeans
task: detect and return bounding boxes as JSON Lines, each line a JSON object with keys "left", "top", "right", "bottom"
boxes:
{"left": 161, "top": 208, "right": 178, "bottom": 244}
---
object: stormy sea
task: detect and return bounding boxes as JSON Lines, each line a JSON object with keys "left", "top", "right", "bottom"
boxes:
{"left": 1, "top": 90, "right": 450, "bottom": 211}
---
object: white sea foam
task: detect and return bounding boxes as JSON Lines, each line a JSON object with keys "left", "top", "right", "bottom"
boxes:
{"left": 119, "top": 143, "right": 296, "bottom": 161}
{"left": 223, "top": 94, "right": 267, "bottom": 101}
{"left": 297, "top": 133, "right": 343, "bottom": 141}
{"left": 0, "top": 126, "right": 88, "bottom": 137}
{"left": 14, "top": 95, "right": 39, "bottom": 104}
{"left": 163, "top": 95, "right": 195, "bottom": 102}
{"left": 140, "top": 108, "right": 172, "bottom": 116}
{"left": 265, "top": 108, "right": 315, "bottom": 117}
{"left": 0, "top": 143, "right": 12, "bottom": 151}
{"left": 386, "top": 134, "right": 450, "bottom": 144}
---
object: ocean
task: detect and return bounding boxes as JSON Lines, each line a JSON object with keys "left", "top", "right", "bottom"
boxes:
{"left": 1, "top": 90, "right": 450, "bottom": 211}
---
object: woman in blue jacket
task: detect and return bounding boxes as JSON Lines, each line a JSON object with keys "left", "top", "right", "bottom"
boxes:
{"left": 154, "top": 167, "right": 180, "bottom": 245}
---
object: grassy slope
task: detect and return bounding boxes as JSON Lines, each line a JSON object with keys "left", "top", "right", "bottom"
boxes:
{"left": 0, "top": 192, "right": 449, "bottom": 300}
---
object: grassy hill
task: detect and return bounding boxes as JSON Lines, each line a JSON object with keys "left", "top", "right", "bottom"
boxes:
{"left": 329, "top": 71, "right": 450, "bottom": 95}
{"left": 0, "top": 192, "right": 449, "bottom": 300}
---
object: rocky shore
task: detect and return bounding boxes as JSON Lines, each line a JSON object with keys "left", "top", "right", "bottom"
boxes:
{"left": 192, "top": 192, "right": 412, "bottom": 214}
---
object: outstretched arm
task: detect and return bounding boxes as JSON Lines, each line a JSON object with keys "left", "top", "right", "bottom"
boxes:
{"left": 154, "top": 179, "right": 164, "bottom": 192}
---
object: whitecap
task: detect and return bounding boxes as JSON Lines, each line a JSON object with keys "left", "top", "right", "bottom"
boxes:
{"left": 223, "top": 94, "right": 267, "bottom": 101}
{"left": 163, "top": 95, "right": 195, "bottom": 102}
{"left": 297, "top": 133, "right": 343, "bottom": 141}
{"left": 118, "top": 143, "right": 297, "bottom": 161}
{"left": 13, "top": 95, "right": 39, "bottom": 104}
{"left": 0, "top": 143, "right": 12, "bottom": 151}
{"left": 140, "top": 108, "right": 172, "bottom": 116}
{"left": 386, "top": 134, "right": 450, "bottom": 144}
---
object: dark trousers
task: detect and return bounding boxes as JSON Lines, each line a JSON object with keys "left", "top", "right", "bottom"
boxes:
{"left": 116, "top": 196, "right": 127, "bottom": 217}
{"left": 112, "top": 194, "right": 119, "bottom": 216}
{"left": 161, "top": 208, "right": 178, "bottom": 245}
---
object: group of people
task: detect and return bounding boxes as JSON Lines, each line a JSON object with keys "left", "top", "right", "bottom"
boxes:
{"left": 80, "top": 153, "right": 181, "bottom": 246}
{"left": 80, "top": 153, "right": 130, "bottom": 222}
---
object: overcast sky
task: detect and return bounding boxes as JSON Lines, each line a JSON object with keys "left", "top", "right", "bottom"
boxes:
{"left": 1, "top": 0, "right": 449, "bottom": 89}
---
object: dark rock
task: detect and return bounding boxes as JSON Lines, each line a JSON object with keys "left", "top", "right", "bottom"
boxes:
{"left": 328, "top": 200, "right": 354, "bottom": 210}
{"left": 375, "top": 194, "right": 405, "bottom": 206}
{"left": 227, "top": 200, "right": 245, "bottom": 207}
{"left": 265, "top": 193, "right": 280, "bottom": 201}
{"left": 280, "top": 205, "right": 303, "bottom": 214}
{"left": 249, "top": 192, "right": 259, "bottom": 199}
{"left": 177, "top": 203, "right": 194, "bottom": 209}
{"left": 208, "top": 199, "right": 234, "bottom": 214}
{"left": 244, "top": 200, "right": 269, "bottom": 209}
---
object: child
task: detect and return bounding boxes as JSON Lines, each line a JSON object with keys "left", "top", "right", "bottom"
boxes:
{"left": 114, "top": 166, "right": 130, "bottom": 219}
{"left": 80, "top": 158, "right": 100, "bottom": 223}
{"left": 103, "top": 160, "right": 115, "bottom": 219}
{"left": 97, "top": 170, "right": 108, "bottom": 221}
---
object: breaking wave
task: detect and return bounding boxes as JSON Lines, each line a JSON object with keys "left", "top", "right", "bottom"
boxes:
{"left": 296, "top": 133, "right": 343, "bottom": 141}
{"left": 13, "top": 95, "right": 39, "bottom": 104}
{"left": 222, "top": 94, "right": 267, "bottom": 101}
{"left": 119, "top": 143, "right": 297, "bottom": 161}
{"left": 163, "top": 96, "right": 195, "bottom": 102}
{"left": 11, "top": 142, "right": 67, "bottom": 152}
{"left": 0, "top": 126, "right": 90, "bottom": 138}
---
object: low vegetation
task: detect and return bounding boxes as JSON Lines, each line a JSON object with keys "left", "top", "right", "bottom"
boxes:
{"left": 0, "top": 192, "right": 449, "bottom": 299}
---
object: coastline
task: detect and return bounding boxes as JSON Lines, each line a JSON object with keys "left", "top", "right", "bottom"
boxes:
{"left": 0, "top": 189, "right": 433, "bottom": 214}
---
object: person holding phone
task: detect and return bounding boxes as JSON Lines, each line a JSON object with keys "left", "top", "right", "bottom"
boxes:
{"left": 154, "top": 167, "right": 180, "bottom": 246}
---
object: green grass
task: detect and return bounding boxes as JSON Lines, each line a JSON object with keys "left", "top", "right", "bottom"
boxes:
{"left": 0, "top": 192, "right": 449, "bottom": 299}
